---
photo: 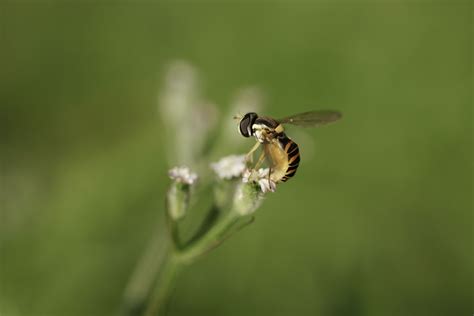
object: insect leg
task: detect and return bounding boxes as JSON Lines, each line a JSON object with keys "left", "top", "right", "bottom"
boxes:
{"left": 268, "top": 166, "right": 273, "bottom": 187}
{"left": 245, "top": 141, "right": 260, "bottom": 163}
{"left": 254, "top": 151, "right": 266, "bottom": 170}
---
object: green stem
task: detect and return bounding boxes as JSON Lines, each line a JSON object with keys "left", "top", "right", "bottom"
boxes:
{"left": 175, "top": 210, "right": 241, "bottom": 263}
{"left": 144, "top": 251, "right": 182, "bottom": 316}
{"left": 120, "top": 225, "right": 170, "bottom": 316}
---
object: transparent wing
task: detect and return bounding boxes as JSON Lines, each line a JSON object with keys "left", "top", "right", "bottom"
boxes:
{"left": 278, "top": 110, "right": 342, "bottom": 127}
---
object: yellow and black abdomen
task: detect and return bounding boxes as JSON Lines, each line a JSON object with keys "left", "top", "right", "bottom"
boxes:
{"left": 279, "top": 135, "right": 300, "bottom": 182}
{"left": 264, "top": 134, "right": 300, "bottom": 183}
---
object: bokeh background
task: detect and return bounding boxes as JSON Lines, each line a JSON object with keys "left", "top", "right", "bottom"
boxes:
{"left": 1, "top": 1, "right": 472, "bottom": 316}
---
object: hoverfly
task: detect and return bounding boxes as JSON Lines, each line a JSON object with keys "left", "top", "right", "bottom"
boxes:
{"left": 237, "top": 110, "right": 342, "bottom": 183}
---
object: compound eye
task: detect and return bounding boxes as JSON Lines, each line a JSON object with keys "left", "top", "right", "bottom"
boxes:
{"left": 239, "top": 116, "right": 252, "bottom": 137}
{"left": 238, "top": 112, "right": 258, "bottom": 138}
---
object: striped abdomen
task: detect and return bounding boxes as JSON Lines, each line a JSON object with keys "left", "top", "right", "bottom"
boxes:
{"left": 265, "top": 134, "right": 300, "bottom": 183}
{"left": 279, "top": 135, "right": 300, "bottom": 182}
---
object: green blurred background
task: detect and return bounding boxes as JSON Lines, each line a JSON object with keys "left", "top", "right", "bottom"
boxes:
{"left": 1, "top": 1, "right": 472, "bottom": 315}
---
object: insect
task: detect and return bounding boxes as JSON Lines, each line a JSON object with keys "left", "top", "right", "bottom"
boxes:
{"left": 237, "top": 110, "right": 342, "bottom": 183}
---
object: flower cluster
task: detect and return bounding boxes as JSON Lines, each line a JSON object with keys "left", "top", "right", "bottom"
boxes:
{"left": 209, "top": 155, "right": 278, "bottom": 193}
{"left": 210, "top": 155, "right": 247, "bottom": 180}
{"left": 167, "top": 155, "right": 277, "bottom": 223}
{"left": 168, "top": 166, "right": 198, "bottom": 185}
{"left": 242, "top": 167, "right": 277, "bottom": 193}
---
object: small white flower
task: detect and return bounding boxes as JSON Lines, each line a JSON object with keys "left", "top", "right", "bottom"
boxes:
{"left": 211, "top": 155, "right": 247, "bottom": 180}
{"left": 242, "top": 168, "right": 277, "bottom": 193}
{"left": 242, "top": 168, "right": 253, "bottom": 183}
{"left": 168, "top": 166, "right": 198, "bottom": 185}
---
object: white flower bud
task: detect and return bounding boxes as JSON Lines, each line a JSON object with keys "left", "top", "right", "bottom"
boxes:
{"left": 167, "top": 183, "right": 189, "bottom": 221}
{"left": 167, "top": 166, "right": 198, "bottom": 221}
{"left": 159, "top": 61, "right": 218, "bottom": 165}
{"left": 233, "top": 182, "right": 262, "bottom": 216}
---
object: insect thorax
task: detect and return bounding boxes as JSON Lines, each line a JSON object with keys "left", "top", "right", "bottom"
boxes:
{"left": 252, "top": 117, "right": 280, "bottom": 143}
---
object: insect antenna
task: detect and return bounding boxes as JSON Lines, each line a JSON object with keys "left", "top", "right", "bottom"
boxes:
{"left": 233, "top": 113, "right": 243, "bottom": 121}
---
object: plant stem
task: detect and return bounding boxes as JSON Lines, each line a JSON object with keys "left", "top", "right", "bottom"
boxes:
{"left": 120, "top": 224, "right": 170, "bottom": 316}
{"left": 175, "top": 210, "right": 241, "bottom": 263}
{"left": 144, "top": 251, "right": 182, "bottom": 316}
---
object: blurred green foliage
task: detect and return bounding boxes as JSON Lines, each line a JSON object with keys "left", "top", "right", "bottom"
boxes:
{"left": 1, "top": 1, "right": 472, "bottom": 316}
